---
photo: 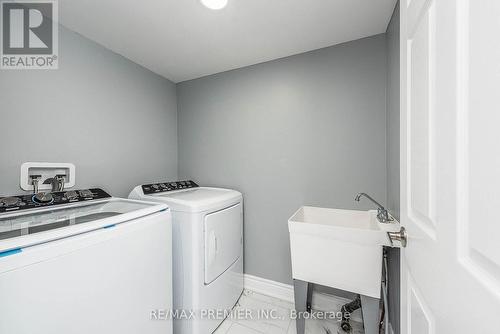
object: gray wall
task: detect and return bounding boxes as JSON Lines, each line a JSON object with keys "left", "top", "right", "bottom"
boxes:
{"left": 386, "top": 2, "right": 401, "bottom": 334}
{"left": 177, "top": 34, "right": 388, "bottom": 285}
{"left": 0, "top": 26, "right": 178, "bottom": 198}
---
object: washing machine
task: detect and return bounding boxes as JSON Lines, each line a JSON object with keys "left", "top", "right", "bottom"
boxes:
{"left": 129, "top": 180, "right": 243, "bottom": 334}
{"left": 0, "top": 188, "right": 172, "bottom": 334}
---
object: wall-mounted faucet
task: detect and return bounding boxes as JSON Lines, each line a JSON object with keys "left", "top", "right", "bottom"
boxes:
{"left": 355, "top": 192, "right": 393, "bottom": 223}
{"left": 29, "top": 175, "right": 42, "bottom": 194}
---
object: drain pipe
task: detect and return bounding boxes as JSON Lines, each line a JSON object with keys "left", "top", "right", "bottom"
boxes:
{"left": 382, "top": 249, "right": 390, "bottom": 334}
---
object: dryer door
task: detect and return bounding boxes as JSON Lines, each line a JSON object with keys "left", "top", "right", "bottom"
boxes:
{"left": 204, "top": 202, "right": 242, "bottom": 284}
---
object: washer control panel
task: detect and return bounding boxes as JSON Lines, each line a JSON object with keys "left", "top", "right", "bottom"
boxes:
{"left": 142, "top": 180, "right": 199, "bottom": 195}
{"left": 0, "top": 188, "right": 111, "bottom": 213}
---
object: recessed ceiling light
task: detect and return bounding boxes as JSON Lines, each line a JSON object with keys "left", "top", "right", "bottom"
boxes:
{"left": 200, "top": 0, "right": 228, "bottom": 10}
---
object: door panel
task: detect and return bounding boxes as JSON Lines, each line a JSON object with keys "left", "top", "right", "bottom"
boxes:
{"left": 408, "top": 276, "right": 433, "bottom": 334}
{"left": 459, "top": 0, "right": 500, "bottom": 296}
{"left": 204, "top": 203, "right": 242, "bottom": 284}
{"left": 407, "top": 0, "right": 437, "bottom": 238}
{"left": 401, "top": 0, "right": 500, "bottom": 333}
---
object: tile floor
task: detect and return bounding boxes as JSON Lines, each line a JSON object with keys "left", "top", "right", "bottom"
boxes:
{"left": 214, "top": 290, "right": 364, "bottom": 334}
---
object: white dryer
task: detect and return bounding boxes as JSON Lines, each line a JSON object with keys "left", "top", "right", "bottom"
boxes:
{"left": 129, "top": 180, "right": 243, "bottom": 334}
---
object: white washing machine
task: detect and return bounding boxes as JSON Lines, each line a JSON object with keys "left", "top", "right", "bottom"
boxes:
{"left": 0, "top": 188, "right": 172, "bottom": 334}
{"left": 129, "top": 180, "right": 243, "bottom": 334}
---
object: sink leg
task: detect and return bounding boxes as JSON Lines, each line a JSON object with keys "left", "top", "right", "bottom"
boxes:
{"left": 293, "top": 279, "right": 311, "bottom": 334}
{"left": 306, "top": 282, "right": 313, "bottom": 313}
{"left": 360, "top": 295, "right": 380, "bottom": 334}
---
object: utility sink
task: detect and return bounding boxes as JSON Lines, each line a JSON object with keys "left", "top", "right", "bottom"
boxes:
{"left": 288, "top": 206, "right": 400, "bottom": 298}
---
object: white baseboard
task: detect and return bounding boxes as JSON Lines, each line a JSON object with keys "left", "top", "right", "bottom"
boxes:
{"left": 243, "top": 274, "right": 362, "bottom": 322}
{"left": 244, "top": 274, "right": 295, "bottom": 303}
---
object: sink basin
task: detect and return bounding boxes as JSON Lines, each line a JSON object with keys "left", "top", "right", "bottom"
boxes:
{"left": 288, "top": 206, "right": 400, "bottom": 298}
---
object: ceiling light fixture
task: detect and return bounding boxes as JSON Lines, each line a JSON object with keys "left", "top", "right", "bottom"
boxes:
{"left": 200, "top": 0, "right": 228, "bottom": 10}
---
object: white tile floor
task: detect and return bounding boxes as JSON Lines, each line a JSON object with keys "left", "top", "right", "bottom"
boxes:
{"left": 213, "top": 290, "right": 364, "bottom": 334}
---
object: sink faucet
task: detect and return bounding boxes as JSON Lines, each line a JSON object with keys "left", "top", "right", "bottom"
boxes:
{"left": 355, "top": 192, "right": 393, "bottom": 223}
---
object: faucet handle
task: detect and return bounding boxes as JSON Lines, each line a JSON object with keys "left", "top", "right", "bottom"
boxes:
{"left": 377, "top": 208, "right": 394, "bottom": 223}
{"left": 55, "top": 174, "right": 66, "bottom": 191}
{"left": 29, "top": 175, "right": 42, "bottom": 194}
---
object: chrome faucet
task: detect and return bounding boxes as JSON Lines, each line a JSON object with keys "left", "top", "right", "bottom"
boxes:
{"left": 355, "top": 192, "right": 393, "bottom": 223}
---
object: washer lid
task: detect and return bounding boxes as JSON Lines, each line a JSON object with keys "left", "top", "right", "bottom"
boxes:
{"left": 0, "top": 198, "right": 168, "bottom": 253}
{"left": 150, "top": 187, "right": 242, "bottom": 212}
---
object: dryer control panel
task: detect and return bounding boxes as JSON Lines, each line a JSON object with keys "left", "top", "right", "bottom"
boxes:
{"left": 142, "top": 180, "right": 199, "bottom": 194}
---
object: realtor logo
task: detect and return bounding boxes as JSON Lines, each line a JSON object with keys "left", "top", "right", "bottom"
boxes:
{"left": 1, "top": 0, "right": 58, "bottom": 69}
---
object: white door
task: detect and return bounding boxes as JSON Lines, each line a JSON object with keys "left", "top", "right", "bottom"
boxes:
{"left": 400, "top": 0, "right": 500, "bottom": 333}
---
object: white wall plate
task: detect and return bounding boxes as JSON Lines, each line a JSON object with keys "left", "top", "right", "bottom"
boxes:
{"left": 20, "top": 162, "right": 76, "bottom": 192}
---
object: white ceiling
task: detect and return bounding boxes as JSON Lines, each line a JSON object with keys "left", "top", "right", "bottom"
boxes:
{"left": 59, "top": 0, "right": 397, "bottom": 83}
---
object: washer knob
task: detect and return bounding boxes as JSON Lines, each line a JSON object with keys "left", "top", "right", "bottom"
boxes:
{"left": 0, "top": 197, "right": 20, "bottom": 207}
{"left": 33, "top": 192, "right": 54, "bottom": 204}
{"left": 64, "top": 190, "right": 79, "bottom": 200}
{"left": 79, "top": 189, "right": 93, "bottom": 198}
